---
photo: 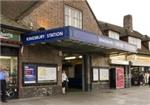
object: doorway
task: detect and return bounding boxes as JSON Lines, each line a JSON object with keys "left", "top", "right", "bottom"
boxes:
{"left": 0, "top": 46, "right": 19, "bottom": 99}
{"left": 62, "top": 53, "right": 83, "bottom": 92}
{"left": 0, "top": 56, "right": 18, "bottom": 99}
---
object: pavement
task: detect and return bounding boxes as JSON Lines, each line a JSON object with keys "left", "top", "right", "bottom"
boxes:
{"left": 1, "top": 86, "right": 150, "bottom": 105}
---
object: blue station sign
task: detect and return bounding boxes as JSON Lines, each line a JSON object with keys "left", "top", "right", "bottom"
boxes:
{"left": 21, "top": 26, "right": 137, "bottom": 53}
{"left": 21, "top": 27, "right": 69, "bottom": 45}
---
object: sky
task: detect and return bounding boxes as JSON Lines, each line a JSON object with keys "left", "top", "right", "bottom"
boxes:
{"left": 87, "top": 0, "right": 150, "bottom": 36}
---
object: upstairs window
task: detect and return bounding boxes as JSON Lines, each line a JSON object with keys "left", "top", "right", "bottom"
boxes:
{"left": 108, "top": 30, "right": 120, "bottom": 40}
{"left": 128, "top": 36, "right": 141, "bottom": 49}
{"left": 65, "top": 5, "right": 82, "bottom": 29}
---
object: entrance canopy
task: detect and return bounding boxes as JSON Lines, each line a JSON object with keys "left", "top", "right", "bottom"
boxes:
{"left": 21, "top": 26, "right": 137, "bottom": 53}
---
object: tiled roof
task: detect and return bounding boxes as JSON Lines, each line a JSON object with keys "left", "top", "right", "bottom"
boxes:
{"left": 99, "top": 21, "right": 150, "bottom": 41}
{"left": 98, "top": 21, "right": 150, "bottom": 53}
{"left": 1, "top": 0, "right": 42, "bottom": 20}
{"left": 1, "top": 14, "right": 30, "bottom": 30}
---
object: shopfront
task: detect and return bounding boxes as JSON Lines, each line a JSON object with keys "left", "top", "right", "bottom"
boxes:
{"left": 0, "top": 27, "right": 21, "bottom": 99}
{"left": 20, "top": 26, "right": 137, "bottom": 97}
{"left": 109, "top": 55, "right": 132, "bottom": 88}
{"left": 127, "top": 54, "right": 150, "bottom": 86}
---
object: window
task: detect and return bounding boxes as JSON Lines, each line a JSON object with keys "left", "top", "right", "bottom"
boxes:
{"left": 149, "top": 41, "right": 150, "bottom": 51}
{"left": 108, "top": 30, "right": 120, "bottom": 40}
{"left": 92, "top": 67, "right": 109, "bottom": 81}
{"left": 65, "top": 5, "right": 82, "bottom": 29}
{"left": 128, "top": 36, "right": 141, "bottom": 49}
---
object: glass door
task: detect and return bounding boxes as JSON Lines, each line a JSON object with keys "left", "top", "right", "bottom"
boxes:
{"left": 0, "top": 56, "right": 18, "bottom": 99}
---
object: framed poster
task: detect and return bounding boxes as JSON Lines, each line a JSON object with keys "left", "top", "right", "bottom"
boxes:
{"left": 93, "top": 68, "right": 99, "bottom": 81}
{"left": 68, "top": 66, "right": 75, "bottom": 78}
{"left": 38, "top": 66, "right": 57, "bottom": 83}
{"left": 24, "top": 64, "right": 36, "bottom": 84}
{"left": 116, "top": 67, "right": 124, "bottom": 89}
{"left": 100, "top": 68, "right": 109, "bottom": 81}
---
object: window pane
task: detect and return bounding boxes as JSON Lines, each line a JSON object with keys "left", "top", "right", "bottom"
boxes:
{"left": 65, "top": 16, "right": 69, "bottom": 26}
{"left": 129, "top": 37, "right": 141, "bottom": 49}
{"left": 64, "top": 5, "right": 82, "bottom": 29}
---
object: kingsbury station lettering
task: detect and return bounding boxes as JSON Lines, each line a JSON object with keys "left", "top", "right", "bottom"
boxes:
{"left": 26, "top": 31, "right": 64, "bottom": 41}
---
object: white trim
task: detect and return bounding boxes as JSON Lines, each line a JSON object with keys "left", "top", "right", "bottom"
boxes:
{"left": 132, "top": 61, "right": 150, "bottom": 67}
{"left": 1, "top": 42, "right": 20, "bottom": 48}
{"left": 110, "top": 59, "right": 129, "bottom": 65}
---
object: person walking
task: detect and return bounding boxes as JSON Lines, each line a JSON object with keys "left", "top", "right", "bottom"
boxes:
{"left": 0, "top": 66, "right": 8, "bottom": 102}
{"left": 144, "top": 72, "right": 149, "bottom": 85}
{"left": 62, "top": 70, "right": 69, "bottom": 94}
{"left": 139, "top": 73, "right": 144, "bottom": 86}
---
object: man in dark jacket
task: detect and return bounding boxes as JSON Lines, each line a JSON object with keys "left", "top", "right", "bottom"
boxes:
{"left": 139, "top": 73, "right": 144, "bottom": 86}
{"left": 0, "top": 66, "right": 7, "bottom": 102}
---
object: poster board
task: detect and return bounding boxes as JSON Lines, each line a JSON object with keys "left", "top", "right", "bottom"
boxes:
{"left": 68, "top": 66, "right": 75, "bottom": 78}
{"left": 38, "top": 66, "right": 57, "bottom": 83}
{"left": 100, "top": 68, "right": 109, "bottom": 81}
{"left": 23, "top": 63, "right": 57, "bottom": 86}
{"left": 24, "top": 64, "right": 36, "bottom": 84}
{"left": 93, "top": 68, "right": 99, "bottom": 81}
{"left": 116, "top": 67, "right": 124, "bottom": 89}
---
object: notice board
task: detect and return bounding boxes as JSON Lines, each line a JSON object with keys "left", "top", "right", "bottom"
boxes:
{"left": 116, "top": 67, "right": 125, "bottom": 89}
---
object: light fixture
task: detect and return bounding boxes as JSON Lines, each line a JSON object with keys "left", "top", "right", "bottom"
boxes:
{"left": 64, "top": 56, "right": 76, "bottom": 60}
{"left": 0, "top": 56, "right": 11, "bottom": 59}
{"left": 79, "top": 56, "right": 82, "bottom": 58}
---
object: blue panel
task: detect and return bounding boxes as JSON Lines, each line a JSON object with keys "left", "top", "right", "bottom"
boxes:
{"left": 69, "top": 27, "right": 137, "bottom": 53}
{"left": 69, "top": 27, "right": 98, "bottom": 46}
{"left": 21, "top": 27, "right": 70, "bottom": 45}
{"left": 21, "top": 26, "right": 137, "bottom": 53}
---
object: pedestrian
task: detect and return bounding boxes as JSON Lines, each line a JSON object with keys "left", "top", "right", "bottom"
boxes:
{"left": 139, "top": 73, "right": 144, "bottom": 86}
{"left": 144, "top": 72, "right": 149, "bottom": 85}
{"left": 62, "top": 70, "right": 69, "bottom": 94}
{"left": 148, "top": 73, "right": 150, "bottom": 87}
{"left": 0, "top": 66, "right": 8, "bottom": 102}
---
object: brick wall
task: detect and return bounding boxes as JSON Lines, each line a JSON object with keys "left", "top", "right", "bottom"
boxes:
{"left": 91, "top": 54, "right": 109, "bottom": 67}
{"left": 19, "top": 44, "right": 62, "bottom": 97}
{"left": 21, "top": 0, "right": 102, "bottom": 35}
{"left": 21, "top": 0, "right": 64, "bottom": 30}
{"left": 91, "top": 54, "right": 110, "bottom": 90}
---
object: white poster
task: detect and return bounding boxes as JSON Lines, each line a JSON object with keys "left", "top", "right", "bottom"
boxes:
{"left": 93, "top": 68, "right": 99, "bottom": 81}
{"left": 38, "top": 66, "right": 57, "bottom": 82}
{"left": 68, "top": 66, "right": 75, "bottom": 78}
{"left": 100, "top": 68, "right": 109, "bottom": 80}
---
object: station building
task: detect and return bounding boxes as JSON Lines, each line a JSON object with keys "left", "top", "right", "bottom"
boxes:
{"left": 0, "top": 0, "right": 137, "bottom": 98}
{"left": 99, "top": 15, "right": 150, "bottom": 87}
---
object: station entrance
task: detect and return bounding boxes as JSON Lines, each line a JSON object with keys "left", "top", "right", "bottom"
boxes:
{"left": 0, "top": 46, "right": 19, "bottom": 99}
{"left": 62, "top": 53, "right": 83, "bottom": 92}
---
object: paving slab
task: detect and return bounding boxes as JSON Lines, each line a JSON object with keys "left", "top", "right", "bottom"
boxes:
{"left": 1, "top": 86, "right": 150, "bottom": 105}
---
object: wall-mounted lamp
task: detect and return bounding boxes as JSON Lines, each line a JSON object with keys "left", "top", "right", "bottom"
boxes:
{"left": 79, "top": 56, "right": 82, "bottom": 59}
{"left": 29, "top": 22, "right": 33, "bottom": 29}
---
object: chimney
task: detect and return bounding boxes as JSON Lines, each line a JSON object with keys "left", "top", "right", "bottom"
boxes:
{"left": 123, "top": 15, "right": 133, "bottom": 31}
